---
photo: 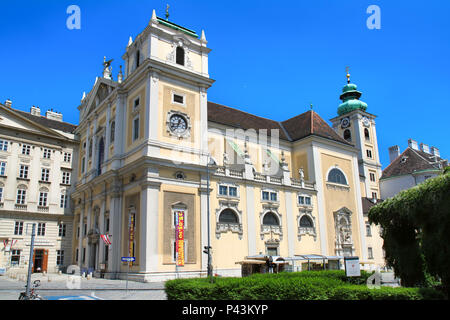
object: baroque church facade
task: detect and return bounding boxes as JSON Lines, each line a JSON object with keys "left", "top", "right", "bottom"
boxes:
{"left": 70, "top": 10, "right": 385, "bottom": 281}
{"left": 0, "top": 10, "right": 385, "bottom": 280}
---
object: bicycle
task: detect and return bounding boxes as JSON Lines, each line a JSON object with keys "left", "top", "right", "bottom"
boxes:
{"left": 19, "top": 280, "right": 44, "bottom": 300}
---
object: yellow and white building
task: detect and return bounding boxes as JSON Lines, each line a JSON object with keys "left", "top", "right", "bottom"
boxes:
{"left": 68, "top": 10, "right": 385, "bottom": 281}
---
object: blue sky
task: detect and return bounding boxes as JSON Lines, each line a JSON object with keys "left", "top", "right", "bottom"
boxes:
{"left": 0, "top": 0, "right": 449, "bottom": 168}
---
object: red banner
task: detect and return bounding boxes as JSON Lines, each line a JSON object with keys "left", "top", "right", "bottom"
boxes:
{"left": 175, "top": 211, "right": 185, "bottom": 266}
{"left": 129, "top": 214, "right": 135, "bottom": 265}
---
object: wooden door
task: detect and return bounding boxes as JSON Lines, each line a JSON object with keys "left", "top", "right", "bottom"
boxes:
{"left": 42, "top": 250, "right": 48, "bottom": 273}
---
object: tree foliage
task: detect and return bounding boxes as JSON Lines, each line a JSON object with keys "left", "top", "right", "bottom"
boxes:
{"left": 369, "top": 172, "right": 450, "bottom": 295}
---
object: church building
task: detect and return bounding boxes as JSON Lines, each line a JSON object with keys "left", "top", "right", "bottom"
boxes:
{"left": 71, "top": 10, "right": 385, "bottom": 281}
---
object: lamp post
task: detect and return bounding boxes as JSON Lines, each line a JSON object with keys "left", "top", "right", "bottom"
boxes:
{"left": 204, "top": 154, "right": 216, "bottom": 280}
{"left": 25, "top": 223, "right": 36, "bottom": 298}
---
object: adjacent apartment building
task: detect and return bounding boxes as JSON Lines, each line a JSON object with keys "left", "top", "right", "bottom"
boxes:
{"left": 380, "top": 139, "right": 448, "bottom": 199}
{"left": 0, "top": 101, "right": 78, "bottom": 274}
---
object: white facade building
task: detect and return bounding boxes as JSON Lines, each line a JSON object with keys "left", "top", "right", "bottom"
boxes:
{"left": 0, "top": 101, "right": 78, "bottom": 274}
{"left": 380, "top": 139, "right": 448, "bottom": 200}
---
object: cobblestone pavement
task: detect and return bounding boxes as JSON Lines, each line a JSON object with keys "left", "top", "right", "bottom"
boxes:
{"left": 0, "top": 273, "right": 167, "bottom": 300}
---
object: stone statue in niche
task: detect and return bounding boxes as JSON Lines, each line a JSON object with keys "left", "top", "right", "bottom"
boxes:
{"left": 299, "top": 167, "right": 305, "bottom": 182}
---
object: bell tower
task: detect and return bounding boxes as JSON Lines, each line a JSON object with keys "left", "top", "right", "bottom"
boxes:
{"left": 121, "top": 9, "right": 214, "bottom": 165}
{"left": 330, "top": 70, "right": 382, "bottom": 200}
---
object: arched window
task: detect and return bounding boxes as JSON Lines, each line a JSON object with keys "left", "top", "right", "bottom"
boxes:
{"left": 110, "top": 121, "right": 115, "bottom": 143}
{"left": 135, "top": 50, "right": 140, "bottom": 68}
{"left": 343, "top": 129, "right": 352, "bottom": 142}
{"left": 98, "top": 137, "right": 105, "bottom": 175}
{"left": 176, "top": 46, "right": 185, "bottom": 66}
{"left": 218, "top": 209, "right": 238, "bottom": 224}
{"left": 299, "top": 216, "right": 313, "bottom": 228}
{"left": 263, "top": 212, "right": 279, "bottom": 226}
{"left": 364, "top": 128, "right": 370, "bottom": 141}
{"left": 328, "top": 168, "right": 347, "bottom": 185}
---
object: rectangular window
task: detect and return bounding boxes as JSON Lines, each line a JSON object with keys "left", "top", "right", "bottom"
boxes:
{"left": 298, "top": 196, "right": 304, "bottom": 204}
{"left": 62, "top": 172, "right": 71, "bottom": 185}
{"left": 56, "top": 250, "right": 64, "bottom": 265}
{"left": 0, "top": 162, "right": 6, "bottom": 176}
{"left": 63, "top": 152, "right": 72, "bottom": 163}
{"left": 58, "top": 223, "right": 66, "bottom": 237}
{"left": 19, "top": 165, "right": 29, "bottom": 179}
{"left": 133, "top": 117, "right": 139, "bottom": 141}
{"left": 105, "top": 218, "right": 110, "bottom": 233}
{"left": 0, "top": 140, "right": 8, "bottom": 151}
{"left": 0, "top": 187, "right": 3, "bottom": 202}
{"left": 37, "top": 223, "right": 46, "bottom": 236}
{"left": 41, "top": 168, "right": 50, "bottom": 182}
{"left": 16, "top": 189, "right": 26, "bottom": 204}
{"left": 84, "top": 223, "right": 87, "bottom": 236}
{"left": 39, "top": 192, "right": 48, "bottom": 207}
{"left": 11, "top": 250, "right": 21, "bottom": 266}
{"left": 14, "top": 221, "right": 24, "bottom": 235}
{"left": 77, "top": 226, "right": 80, "bottom": 239}
{"left": 82, "top": 248, "right": 85, "bottom": 263}
{"left": 22, "top": 144, "right": 31, "bottom": 155}
{"left": 219, "top": 185, "right": 228, "bottom": 196}
{"left": 60, "top": 194, "right": 68, "bottom": 208}
{"left": 372, "top": 192, "right": 377, "bottom": 199}
{"left": 228, "top": 186, "right": 237, "bottom": 197}
{"left": 270, "top": 192, "right": 277, "bottom": 202}
{"left": 81, "top": 157, "right": 85, "bottom": 173}
{"left": 366, "top": 223, "right": 372, "bottom": 237}
{"left": 262, "top": 191, "right": 269, "bottom": 201}
{"left": 43, "top": 148, "right": 51, "bottom": 159}
{"left": 305, "top": 197, "right": 311, "bottom": 205}
{"left": 76, "top": 248, "right": 79, "bottom": 262}
{"left": 368, "top": 247, "right": 374, "bottom": 259}
{"left": 370, "top": 172, "right": 376, "bottom": 182}
{"left": 134, "top": 97, "right": 140, "bottom": 108}
{"left": 366, "top": 149, "right": 372, "bottom": 159}
{"left": 266, "top": 247, "right": 278, "bottom": 256}
{"left": 173, "top": 94, "right": 184, "bottom": 105}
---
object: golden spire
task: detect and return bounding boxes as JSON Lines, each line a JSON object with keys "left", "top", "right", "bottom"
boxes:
{"left": 346, "top": 66, "right": 351, "bottom": 84}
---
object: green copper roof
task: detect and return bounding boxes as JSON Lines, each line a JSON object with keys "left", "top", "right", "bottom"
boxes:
{"left": 157, "top": 17, "right": 198, "bottom": 38}
{"left": 337, "top": 81, "right": 368, "bottom": 116}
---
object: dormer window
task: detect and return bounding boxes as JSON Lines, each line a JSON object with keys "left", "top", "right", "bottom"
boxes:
{"left": 176, "top": 47, "right": 185, "bottom": 66}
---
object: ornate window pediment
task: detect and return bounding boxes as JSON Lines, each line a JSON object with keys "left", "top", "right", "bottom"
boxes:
{"left": 215, "top": 200, "right": 243, "bottom": 239}
{"left": 297, "top": 210, "right": 317, "bottom": 241}
{"left": 260, "top": 207, "right": 282, "bottom": 240}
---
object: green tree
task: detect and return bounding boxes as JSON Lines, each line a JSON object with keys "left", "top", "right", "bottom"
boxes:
{"left": 369, "top": 172, "right": 450, "bottom": 296}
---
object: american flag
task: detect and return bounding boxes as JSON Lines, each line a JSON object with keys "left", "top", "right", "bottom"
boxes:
{"left": 100, "top": 234, "right": 111, "bottom": 245}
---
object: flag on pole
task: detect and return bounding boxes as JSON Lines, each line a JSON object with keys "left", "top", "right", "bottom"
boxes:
{"left": 100, "top": 234, "right": 112, "bottom": 245}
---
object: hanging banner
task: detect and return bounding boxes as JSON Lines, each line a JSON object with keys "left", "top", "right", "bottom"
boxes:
{"left": 175, "top": 211, "right": 185, "bottom": 267}
{"left": 128, "top": 214, "right": 135, "bottom": 265}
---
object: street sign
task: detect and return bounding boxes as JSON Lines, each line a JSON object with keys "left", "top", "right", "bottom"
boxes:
{"left": 121, "top": 257, "right": 135, "bottom": 262}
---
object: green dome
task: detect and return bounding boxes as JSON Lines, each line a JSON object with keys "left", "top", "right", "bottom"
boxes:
{"left": 337, "top": 81, "right": 367, "bottom": 116}
{"left": 342, "top": 83, "right": 358, "bottom": 93}
{"left": 338, "top": 100, "right": 368, "bottom": 116}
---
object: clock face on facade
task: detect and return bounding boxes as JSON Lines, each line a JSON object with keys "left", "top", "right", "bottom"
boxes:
{"left": 362, "top": 116, "right": 370, "bottom": 127}
{"left": 169, "top": 114, "right": 188, "bottom": 134}
{"left": 341, "top": 117, "right": 350, "bottom": 129}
